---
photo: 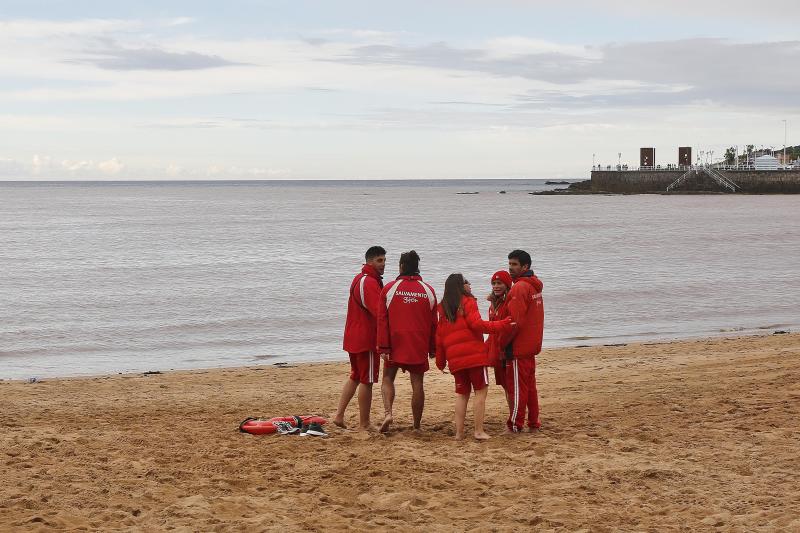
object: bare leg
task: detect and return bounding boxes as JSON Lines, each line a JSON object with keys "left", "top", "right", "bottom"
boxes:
{"left": 454, "top": 392, "right": 468, "bottom": 440}
{"left": 410, "top": 372, "right": 425, "bottom": 430}
{"left": 333, "top": 378, "right": 359, "bottom": 428}
{"left": 380, "top": 366, "right": 398, "bottom": 432}
{"left": 357, "top": 383, "right": 373, "bottom": 430}
{"left": 473, "top": 386, "right": 490, "bottom": 440}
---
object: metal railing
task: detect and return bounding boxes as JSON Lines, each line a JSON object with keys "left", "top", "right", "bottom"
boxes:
{"left": 705, "top": 167, "right": 740, "bottom": 192}
{"left": 593, "top": 163, "right": 800, "bottom": 172}
{"left": 666, "top": 169, "right": 694, "bottom": 192}
{"left": 665, "top": 167, "right": 739, "bottom": 193}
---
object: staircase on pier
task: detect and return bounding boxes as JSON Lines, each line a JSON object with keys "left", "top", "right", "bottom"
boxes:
{"left": 666, "top": 167, "right": 740, "bottom": 192}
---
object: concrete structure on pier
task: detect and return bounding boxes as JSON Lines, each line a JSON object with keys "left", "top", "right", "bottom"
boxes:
{"left": 590, "top": 168, "right": 800, "bottom": 193}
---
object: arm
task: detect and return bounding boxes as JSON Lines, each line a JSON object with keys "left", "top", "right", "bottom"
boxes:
{"left": 377, "top": 286, "right": 391, "bottom": 357}
{"left": 464, "top": 298, "right": 512, "bottom": 335}
{"left": 505, "top": 285, "right": 529, "bottom": 345}
{"left": 435, "top": 317, "right": 446, "bottom": 371}
{"left": 362, "top": 277, "right": 382, "bottom": 319}
{"left": 428, "top": 288, "right": 438, "bottom": 356}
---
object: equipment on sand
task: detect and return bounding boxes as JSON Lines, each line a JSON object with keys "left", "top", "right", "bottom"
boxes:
{"left": 238, "top": 415, "right": 328, "bottom": 435}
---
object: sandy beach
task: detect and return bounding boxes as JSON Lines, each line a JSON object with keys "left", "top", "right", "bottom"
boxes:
{"left": 1, "top": 333, "right": 798, "bottom": 532}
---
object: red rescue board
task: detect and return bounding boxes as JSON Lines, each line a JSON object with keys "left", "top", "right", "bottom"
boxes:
{"left": 239, "top": 415, "right": 328, "bottom": 435}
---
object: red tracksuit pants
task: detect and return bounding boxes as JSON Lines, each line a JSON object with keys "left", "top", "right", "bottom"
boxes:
{"left": 504, "top": 358, "right": 540, "bottom": 431}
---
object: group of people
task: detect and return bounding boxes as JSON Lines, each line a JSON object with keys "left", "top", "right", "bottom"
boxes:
{"left": 334, "top": 246, "right": 545, "bottom": 440}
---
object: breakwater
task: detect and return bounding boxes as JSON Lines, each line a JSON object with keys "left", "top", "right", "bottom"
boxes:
{"left": 590, "top": 169, "right": 800, "bottom": 193}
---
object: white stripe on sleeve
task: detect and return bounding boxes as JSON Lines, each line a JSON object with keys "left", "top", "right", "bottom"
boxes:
{"left": 359, "top": 275, "right": 367, "bottom": 308}
{"left": 385, "top": 280, "right": 401, "bottom": 309}
{"left": 418, "top": 281, "right": 435, "bottom": 310}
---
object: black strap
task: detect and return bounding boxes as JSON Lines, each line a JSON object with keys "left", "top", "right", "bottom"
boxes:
{"left": 238, "top": 417, "right": 258, "bottom": 432}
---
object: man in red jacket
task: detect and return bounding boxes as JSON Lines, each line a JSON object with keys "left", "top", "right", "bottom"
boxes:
{"left": 504, "top": 249, "right": 545, "bottom": 432}
{"left": 377, "top": 250, "right": 437, "bottom": 433}
{"left": 334, "top": 246, "right": 386, "bottom": 431}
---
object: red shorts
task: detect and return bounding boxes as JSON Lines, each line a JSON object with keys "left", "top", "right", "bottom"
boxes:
{"left": 385, "top": 359, "right": 429, "bottom": 374}
{"left": 348, "top": 351, "right": 379, "bottom": 384}
{"left": 453, "top": 366, "right": 490, "bottom": 395}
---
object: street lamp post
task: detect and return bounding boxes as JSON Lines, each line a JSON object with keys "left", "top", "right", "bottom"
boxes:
{"left": 783, "top": 120, "right": 788, "bottom": 168}
{"left": 592, "top": 153, "right": 596, "bottom": 170}
{"left": 618, "top": 152, "right": 621, "bottom": 170}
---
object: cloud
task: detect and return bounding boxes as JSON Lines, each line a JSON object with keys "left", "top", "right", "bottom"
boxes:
{"left": 478, "top": 0, "right": 799, "bottom": 23}
{"left": 0, "top": 18, "right": 140, "bottom": 39}
{"left": 0, "top": 154, "right": 291, "bottom": 180}
{"left": 96, "top": 157, "right": 125, "bottom": 174}
{"left": 162, "top": 17, "right": 195, "bottom": 27}
{"left": 76, "top": 39, "right": 243, "bottom": 71}
{"left": 0, "top": 158, "right": 25, "bottom": 177}
{"left": 331, "top": 38, "right": 800, "bottom": 109}
{"left": 3, "top": 154, "right": 129, "bottom": 178}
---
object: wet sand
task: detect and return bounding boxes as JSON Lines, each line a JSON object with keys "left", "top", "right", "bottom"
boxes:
{"left": 2, "top": 333, "right": 799, "bottom": 531}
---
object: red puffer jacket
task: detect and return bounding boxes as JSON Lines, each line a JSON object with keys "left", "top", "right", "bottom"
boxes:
{"left": 506, "top": 271, "right": 544, "bottom": 358}
{"left": 485, "top": 296, "right": 512, "bottom": 366}
{"left": 435, "top": 296, "right": 512, "bottom": 373}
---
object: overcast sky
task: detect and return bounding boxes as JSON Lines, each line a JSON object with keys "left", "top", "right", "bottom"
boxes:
{"left": 1, "top": 0, "right": 799, "bottom": 180}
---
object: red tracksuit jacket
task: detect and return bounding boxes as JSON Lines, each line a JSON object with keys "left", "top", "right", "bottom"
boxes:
{"left": 435, "top": 296, "right": 512, "bottom": 373}
{"left": 377, "top": 275, "right": 437, "bottom": 365}
{"left": 342, "top": 264, "right": 383, "bottom": 354}
{"left": 506, "top": 271, "right": 544, "bottom": 358}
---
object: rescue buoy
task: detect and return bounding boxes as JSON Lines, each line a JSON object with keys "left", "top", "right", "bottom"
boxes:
{"left": 238, "top": 415, "right": 328, "bottom": 435}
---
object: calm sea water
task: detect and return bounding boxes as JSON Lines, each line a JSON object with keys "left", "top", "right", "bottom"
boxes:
{"left": 1, "top": 180, "right": 798, "bottom": 379}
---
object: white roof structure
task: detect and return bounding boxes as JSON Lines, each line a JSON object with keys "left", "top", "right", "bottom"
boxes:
{"left": 754, "top": 155, "right": 778, "bottom": 170}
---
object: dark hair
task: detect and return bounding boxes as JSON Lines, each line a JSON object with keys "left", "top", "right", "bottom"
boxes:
{"left": 441, "top": 273, "right": 466, "bottom": 323}
{"left": 508, "top": 249, "right": 532, "bottom": 269}
{"left": 399, "top": 250, "right": 420, "bottom": 276}
{"left": 365, "top": 246, "right": 386, "bottom": 261}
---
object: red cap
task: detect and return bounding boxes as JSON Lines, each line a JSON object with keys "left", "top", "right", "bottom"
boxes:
{"left": 491, "top": 270, "right": 513, "bottom": 289}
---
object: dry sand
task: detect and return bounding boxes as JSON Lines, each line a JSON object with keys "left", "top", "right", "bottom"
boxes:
{"left": 1, "top": 333, "right": 799, "bottom": 532}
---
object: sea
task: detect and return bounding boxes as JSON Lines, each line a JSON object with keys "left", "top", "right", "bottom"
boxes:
{"left": 1, "top": 179, "right": 798, "bottom": 380}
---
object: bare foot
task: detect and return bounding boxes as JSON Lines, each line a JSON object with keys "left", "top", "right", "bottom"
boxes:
{"left": 379, "top": 414, "right": 393, "bottom": 433}
{"left": 358, "top": 424, "right": 379, "bottom": 433}
{"left": 474, "top": 432, "right": 491, "bottom": 441}
{"left": 332, "top": 417, "right": 347, "bottom": 429}
{"left": 454, "top": 433, "right": 465, "bottom": 441}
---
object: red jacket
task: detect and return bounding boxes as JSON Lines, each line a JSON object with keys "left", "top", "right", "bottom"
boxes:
{"left": 506, "top": 271, "right": 544, "bottom": 359}
{"left": 377, "top": 275, "right": 437, "bottom": 365}
{"left": 343, "top": 264, "right": 383, "bottom": 354}
{"left": 435, "top": 296, "right": 512, "bottom": 373}
{"left": 485, "top": 295, "right": 512, "bottom": 366}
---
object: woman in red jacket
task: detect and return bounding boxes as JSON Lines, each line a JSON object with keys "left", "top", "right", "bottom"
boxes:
{"left": 485, "top": 271, "right": 514, "bottom": 413}
{"left": 435, "top": 273, "right": 512, "bottom": 440}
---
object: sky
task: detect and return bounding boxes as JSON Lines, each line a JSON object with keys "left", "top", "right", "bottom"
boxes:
{"left": 1, "top": 0, "right": 799, "bottom": 180}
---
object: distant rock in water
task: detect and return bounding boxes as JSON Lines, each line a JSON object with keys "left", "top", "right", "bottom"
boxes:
{"left": 456, "top": 192, "right": 479, "bottom": 195}
{"left": 530, "top": 179, "right": 592, "bottom": 195}
{"left": 498, "top": 190, "right": 506, "bottom": 194}
{"left": 545, "top": 180, "right": 570, "bottom": 185}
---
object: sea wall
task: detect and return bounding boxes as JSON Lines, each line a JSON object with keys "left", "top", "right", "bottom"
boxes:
{"left": 590, "top": 170, "right": 800, "bottom": 193}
